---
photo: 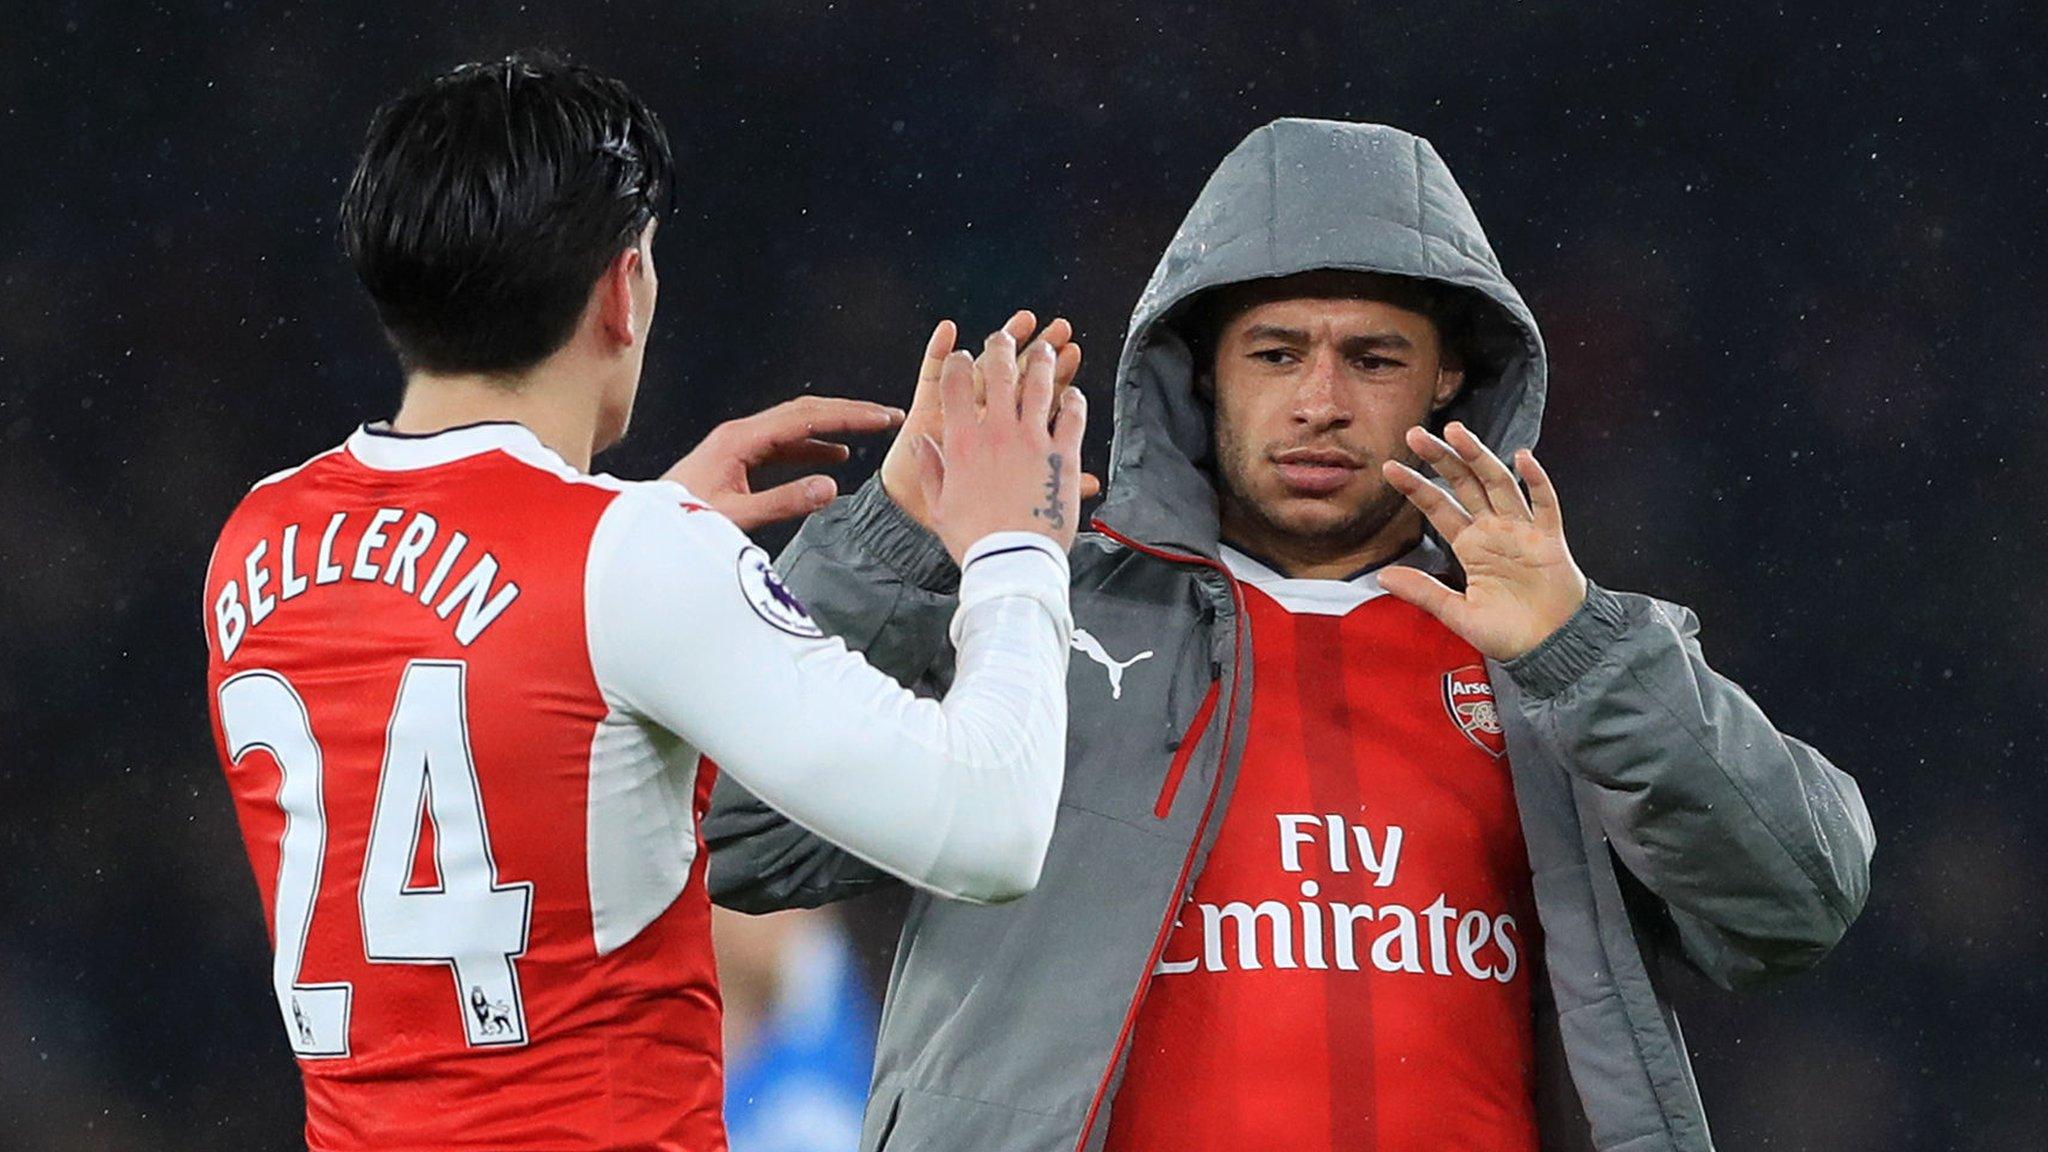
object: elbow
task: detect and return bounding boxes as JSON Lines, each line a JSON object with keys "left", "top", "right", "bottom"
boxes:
{"left": 1710, "top": 913, "right": 1854, "bottom": 990}
{"left": 934, "top": 804, "right": 1058, "bottom": 905}
{"left": 1769, "top": 795, "right": 1877, "bottom": 968}
{"left": 954, "top": 852, "right": 1047, "bottom": 905}
{"left": 1710, "top": 863, "right": 1873, "bottom": 989}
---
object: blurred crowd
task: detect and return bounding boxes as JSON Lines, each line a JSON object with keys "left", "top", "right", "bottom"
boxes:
{"left": 3, "top": 2, "right": 2043, "bottom": 1149}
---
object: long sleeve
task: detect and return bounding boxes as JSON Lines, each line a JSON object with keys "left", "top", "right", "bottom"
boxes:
{"left": 1497, "top": 582, "right": 1875, "bottom": 989}
{"left": 588, "top": 483, "right": 1071, "bottom": 905}
{"left": 705, "top": 478, "right": 967, "bottom": 912}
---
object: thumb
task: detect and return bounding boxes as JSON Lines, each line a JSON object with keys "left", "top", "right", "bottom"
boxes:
{"left": 1378, "top": 565, "right": 1464, "bottom": 629}
{"left": 907, "top": 321, "right": 952, "bottom": 435}
{"left": 911, "top": 433, "right": 945, "bottom": 520}
{"left": 720, "top": 475, "right": 837, "bottom": 531}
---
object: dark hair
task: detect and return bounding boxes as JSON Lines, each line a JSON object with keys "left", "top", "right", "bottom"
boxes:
{"left": 1180, "top": 269, "right": 1476, "bottom": 380}
{"left": 340, "top": 51, "right": 674, "bottom": 376}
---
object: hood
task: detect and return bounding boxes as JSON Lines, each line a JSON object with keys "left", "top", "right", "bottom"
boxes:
{"left": 1094, "top": 118, "right": 1547, "bottom": 557}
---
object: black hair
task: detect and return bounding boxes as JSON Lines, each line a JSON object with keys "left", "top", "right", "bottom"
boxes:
{"left": 1179, "top": 269, "right": 1477, "bottom": 384}
{"left": 340, "top": 51, "right": 674, "bottom": 376}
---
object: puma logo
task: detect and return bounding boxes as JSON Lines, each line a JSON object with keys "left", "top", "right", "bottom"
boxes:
{"left": 1072, "top": 629, "right": 1154, "bottom": 700}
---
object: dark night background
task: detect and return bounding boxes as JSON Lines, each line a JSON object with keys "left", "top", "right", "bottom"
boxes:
{"left": 3, "top": 2, "right": 2043, "bottom": 1148}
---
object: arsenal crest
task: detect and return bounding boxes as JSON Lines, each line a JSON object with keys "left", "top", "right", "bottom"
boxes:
{"left": 1442, "top": 664, "right": 1507, "bottom": 758}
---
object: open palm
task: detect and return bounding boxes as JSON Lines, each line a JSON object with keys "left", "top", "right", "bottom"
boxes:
{"left": 1379, "top": 421, "right": 1588, "bottom": 661}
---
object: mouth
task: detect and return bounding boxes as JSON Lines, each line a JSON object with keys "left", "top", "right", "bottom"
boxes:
{"left": 1269, "top": 448, "right": 1364, "bottom": 496}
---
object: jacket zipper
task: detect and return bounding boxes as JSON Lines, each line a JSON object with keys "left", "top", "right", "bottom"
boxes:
{"left": 1075, "top": 519, "right": 1246, "bottom": 1152}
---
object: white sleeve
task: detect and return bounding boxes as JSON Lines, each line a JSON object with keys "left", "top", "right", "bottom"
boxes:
{"left": 585, "top": 484, "right": 1072, "bottom": 904}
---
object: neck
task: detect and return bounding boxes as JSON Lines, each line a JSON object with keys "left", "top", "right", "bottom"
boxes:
{"left": 1220, "top": 505, "right": 1427, "bottom": 580}
{"left": 389, "top": 361, "right": 605, "bottom": 472}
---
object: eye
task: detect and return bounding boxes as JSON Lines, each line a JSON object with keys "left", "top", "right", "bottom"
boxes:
{"left": 1249, "top": 347, "right": 1299, "bottom": 366}
{"left": 1352, "top": 354, "right": 1403, "bottom": 371}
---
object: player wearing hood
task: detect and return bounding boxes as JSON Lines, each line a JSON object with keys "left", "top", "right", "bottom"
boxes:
{"left": 707, "top": 119, "right": 1873, "bottom": 1152}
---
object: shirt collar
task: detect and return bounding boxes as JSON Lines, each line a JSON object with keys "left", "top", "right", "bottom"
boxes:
{"left": 1219, "top": 535, "right": 1450, "bottom": 617}
{"left": 344, "top": 420, "right": 574, "bottom": 474}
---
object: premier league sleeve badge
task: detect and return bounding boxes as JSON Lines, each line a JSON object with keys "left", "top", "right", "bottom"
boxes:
{"left": 736, "top": 545, "right": 825, "bottom": 639}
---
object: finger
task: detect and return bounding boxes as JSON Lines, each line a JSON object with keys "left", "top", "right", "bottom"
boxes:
{"left": 1080, "top": 472, "right": 1103, "bottom": 500}
{"left": 914, "top": 320, "right": 955, "bottom": 413}
{"left": 739, "top": 397, "right": 902, "bottom": 459}
{"left": 1001, "top": 309, "right": 1038, "bottom": 346}
{"left": 1054, "top": 340, "right": 1082, "bottom": 392}
{"left": 921, "top": 319, "right": 956, "bottom": 376}
{"left": 939, "top": 350, "right": 977, "bottom": 435}
{"left": 755, "top": 438, "right": 853, "bottom": 469}
{"left": 1405, "top": 426, "right": 1489, "bottom": 516}
{"left": 1051, "top": 388, "right": 1088, "bottom": 529}
{"left": 1382, "top": 459, "right": 1473, "bottom": 541}
{"left": 1021, "top": 316, "right": 1073, "bottom": 363}
{"left": 1377, "top": 565, "right": 1467, "bottom": 630}
{"left": 721, "top": 474, "right": 838, "bottom": 530}
{"left": 978, "top": 329, "right": 1020, "bottom": 419}
{"left": 1445, "top": 421, "right": 1531, "bottom": 520}
{"left": 1051, "top": 385, "right": 1087, "bottom": 462}
{"left": 1018, "top": 340, "right": 1058, "bottom": 429}
{"left": 1516, "top": 449, "right": 1564, "bottom": 535}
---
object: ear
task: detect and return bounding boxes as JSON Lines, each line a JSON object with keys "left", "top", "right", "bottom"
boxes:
{"left": 1430, "top": 357, "right": 1466, "bottom": 412}
{"left": 597, "top": 244, "right": 644, "bottom": 349}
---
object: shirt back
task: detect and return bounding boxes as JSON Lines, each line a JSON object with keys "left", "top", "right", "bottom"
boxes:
{"left": 204, "top": 423, "right": 724, "bottom": 1152}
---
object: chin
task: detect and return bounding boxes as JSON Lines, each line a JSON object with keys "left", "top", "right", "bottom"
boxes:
{"left": 1254, "top": 485, "right": 1406, "bottom": 551}
{"left": 1270, "top": 503, "right": 1364, "bottom": 539}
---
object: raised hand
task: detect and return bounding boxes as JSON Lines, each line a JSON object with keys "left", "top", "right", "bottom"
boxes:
{"left": 880, "top": 311, "right": 1091, "bottom": 531}
{"left": 662, "top": 396, "right": 904, "bottom": 530}
{"left": 911, "top": 331, "right": 1087, "bottom": 562}
{"left": 1378, "top": 421, "right": 1588, "bottom": 661}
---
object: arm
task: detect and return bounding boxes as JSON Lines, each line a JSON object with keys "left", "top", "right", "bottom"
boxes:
{"left": 705, "top": 314, "right": 1089, "bottom": 912}
{"left": 1499, "top": 585, "right": 1874, "bottom": 988}
{"left": 592, "top": 488, "right": 1071, "bottom": 904}
{"left": 704, "top": 477, "right": 962, "bottom": 912}
{"left": 1382, "top": 421, "right": 1873, "bottom": 989}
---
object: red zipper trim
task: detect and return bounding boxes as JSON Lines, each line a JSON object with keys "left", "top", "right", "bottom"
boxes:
{"left": 1074, "top": 518, "right": 1245, "bottom": 1152}
{"left": 1153, "top": 680, "right": 1220, "bottom": 819}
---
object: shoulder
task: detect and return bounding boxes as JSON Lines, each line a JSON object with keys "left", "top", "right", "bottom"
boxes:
{"left": 208, "top": 444, "right": 350, "bottom": 578}
{"left": 586, "top": 477, "right": 734, "bottom": 558}
{"left": 584, "top": 481, "right": 765, "bottom": 613}
{"left": 248, "top": 443, "right": 347, "bottom": 493}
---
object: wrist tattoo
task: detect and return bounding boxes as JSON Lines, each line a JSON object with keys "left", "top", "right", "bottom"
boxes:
{"left": 1033, "top": 453, "right": 1066, "bottom": 529}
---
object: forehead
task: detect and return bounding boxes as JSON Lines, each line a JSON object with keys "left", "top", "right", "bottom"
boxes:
{"left": 1222, "top": 294, "right": 1437, "bottom": 340}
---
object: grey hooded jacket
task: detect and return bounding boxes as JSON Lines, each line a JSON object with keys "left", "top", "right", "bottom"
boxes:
{"left": 705, "top": 119, "right": 1875, "bottom": 1152}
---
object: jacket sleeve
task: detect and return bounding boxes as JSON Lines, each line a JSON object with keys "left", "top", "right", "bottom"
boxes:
{"left": 1496, "top": 583, "right": 1875, "bottom": 990}
{"left": 705, "top": 477, "right": 965, "bottom": 912}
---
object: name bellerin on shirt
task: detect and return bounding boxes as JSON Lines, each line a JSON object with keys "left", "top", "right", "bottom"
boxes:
{"left": 212, "top": 505, "right": 519, "bottom": 660}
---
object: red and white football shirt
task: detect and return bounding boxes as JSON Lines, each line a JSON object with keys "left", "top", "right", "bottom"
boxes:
{"left": 203, "top": 422, "right": 1071, "bottom": 1152}
{"left": 1106, "top": 543, "right": 1539, "bottom": 1152}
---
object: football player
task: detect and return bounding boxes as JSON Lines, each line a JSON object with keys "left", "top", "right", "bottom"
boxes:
{"left": 203, "top": 52, "right": 1085, "bottom": 1151}
{"left": 707, "top": 119, "right": 1875, "bottom": 1151}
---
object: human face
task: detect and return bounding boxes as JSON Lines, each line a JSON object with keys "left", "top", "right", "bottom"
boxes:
{"left": 1209, "top": 294, "right": 1463, "bottom": 571}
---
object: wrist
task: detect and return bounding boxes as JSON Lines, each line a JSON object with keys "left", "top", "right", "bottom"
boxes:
{"left": 952, "top": 532, "right": 1074, "bottom": 650}
{"left": 1500, "top": 580, "right": 1629, "bottom": 699}
{"left": 878, "top": 463, "right": 932, "bottom": 528}
{"left": 843, "top": 476, "right": 960, "bottom": 592}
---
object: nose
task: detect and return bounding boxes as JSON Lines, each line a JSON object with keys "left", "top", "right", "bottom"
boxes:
{"left": 1291, "top": 350, "right": 1351, "bottom": 429}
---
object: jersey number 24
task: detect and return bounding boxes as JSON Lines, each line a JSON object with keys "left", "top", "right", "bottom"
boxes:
{"left": 217, "top": 660, "right": 534, "bottom": 1058}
